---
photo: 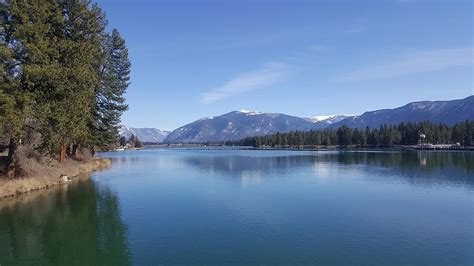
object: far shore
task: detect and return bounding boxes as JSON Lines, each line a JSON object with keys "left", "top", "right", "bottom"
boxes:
{"left": 0, "top": 157, "right": 111, "bottom": 199}
{"left": 139, "top": 143, "right": 474, "bottom": 152}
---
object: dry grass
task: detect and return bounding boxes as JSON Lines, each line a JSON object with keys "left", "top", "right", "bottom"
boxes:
{"left": 0, "top": 173, "right": 92, "bottom": 209}
{"left": 0, "top": 155, "right": 111, "bottom": 198}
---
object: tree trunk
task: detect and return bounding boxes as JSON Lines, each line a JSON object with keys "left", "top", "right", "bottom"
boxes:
{"left": 71, "top": 144, "right": 78, "bottom": 158}
{"left": 6, "top": 138, "right": 18, "bottom": 178}
{"left": 59, "top": 145, "right": 66, "bottom": 163}
{"left": 7, "top": 138, "right": 16, "bottom": 163}
{"left": 66, "top": 144, "right": 72, "bottom": 157}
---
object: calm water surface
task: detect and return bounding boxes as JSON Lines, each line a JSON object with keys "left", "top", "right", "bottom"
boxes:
{"left": 1, "top": 149, "right": 473, "bottom": 265}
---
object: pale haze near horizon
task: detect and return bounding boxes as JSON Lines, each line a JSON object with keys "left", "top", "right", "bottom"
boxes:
{"left": 96, "top": 0, "right": 473, "bottom": 131}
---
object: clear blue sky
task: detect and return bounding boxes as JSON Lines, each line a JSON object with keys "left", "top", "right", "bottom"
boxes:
{"left": 96, "top": 0, "right": 473, "bottom": 130}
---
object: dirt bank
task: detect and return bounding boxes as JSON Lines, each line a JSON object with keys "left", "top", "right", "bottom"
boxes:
{"left": 0, "top": 157, "right": 111, "bottom": 198}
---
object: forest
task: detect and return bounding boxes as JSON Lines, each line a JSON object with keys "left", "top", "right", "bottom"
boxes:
{"left": 0, "top": 0, "right": 130, "bottom": 176}
{"left": 226, "top": 121, "right": 474, "bottom": 148}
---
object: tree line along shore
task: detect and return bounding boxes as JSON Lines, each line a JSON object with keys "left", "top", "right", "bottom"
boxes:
{"left": 222, "top": 121, "right": 474, "bottom": 149}
{"left": 0, "top": 1, "right": 130, "bottom": 182}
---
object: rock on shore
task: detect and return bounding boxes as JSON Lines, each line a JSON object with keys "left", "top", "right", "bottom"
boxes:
{"left": 0, "top": 157, "right": 111, "bottom": 198}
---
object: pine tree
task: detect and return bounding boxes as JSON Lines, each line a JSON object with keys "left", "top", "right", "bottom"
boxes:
{"left": 1, "top": 0, "right": 67, "bottom": 168}
{"left": 134, "top": 136, "right": 142, "bottom": 148}
{"left": 1, "top": 0, "right": 131, "bottom": 174}
{"left": 31, "top": 0, "right": 105, "bottom": 161}
{"left": 337, "top": 125, "right": 352, "bottom": 147}
{"left": 119, "top": 136, "right": 127, "bottom": 147}
{"left": 255, "top": 137, "right": 261, "bottom": 147}
{"left": 464, "top": 121, "right": 472, "bottom": 146}
{"left": 92, "top": 28, "right": 131, "bottom": 150}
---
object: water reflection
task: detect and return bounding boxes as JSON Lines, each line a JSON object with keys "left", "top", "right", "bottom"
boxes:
{"left": 317, "top": 151, "right": 474, "bottom": 187}
{"left": 1, "top": 150, "right": 472, "bottom": 265}
{"left": 320, "top": 151, "right": 474, "bottom": 172}
{"left": 182, "top": 151, "right": 474, "bottom": 188}
{"left": 0, "top": 177, "right": 131, "bottom": 265}
{"left": 184, "top": 154, "right": 317, "bottom": 175}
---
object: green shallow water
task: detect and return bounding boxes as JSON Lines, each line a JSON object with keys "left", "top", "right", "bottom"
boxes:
{"left": 1, "top": 149, "right": 473, "bottom": 265}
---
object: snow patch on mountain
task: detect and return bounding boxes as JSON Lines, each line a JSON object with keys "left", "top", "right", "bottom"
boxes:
{"left": 307, "top": 114, "right": 353, "bottom": 124}
{"left": 238, "top": 110, "right": 263, "bottom": 115}
{"left": 164, "top": 111, "right": 318, "bottom": 143}
{"left": 309, "top": 115, "right": 333, "bottom": 122}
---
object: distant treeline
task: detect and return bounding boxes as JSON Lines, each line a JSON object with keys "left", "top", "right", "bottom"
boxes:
{"left": 0, "top": 1, "right": 130, "bottom": 175}
{"left": 119, "top": 134, "right": 142, "bottom": 148}
{"left": 225, "top": 121, "right": 474, "bottom": 148}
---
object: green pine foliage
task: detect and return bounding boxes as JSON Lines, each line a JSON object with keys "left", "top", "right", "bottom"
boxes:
{"left": 0, "top": 0, "right": 130, "bottom": 171}
{"left": 122, "top": 134, "right": 142, "bottom": 148}
{"left": 92, "top": 28, "right": 130, "bottom": 150}
{"left": 227, "top": 121, "right": 474, "bottom": 148}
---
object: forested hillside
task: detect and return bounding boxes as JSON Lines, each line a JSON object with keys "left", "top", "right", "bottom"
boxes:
{"left": 0, "top": 0, "right": 130, "bottom": 176}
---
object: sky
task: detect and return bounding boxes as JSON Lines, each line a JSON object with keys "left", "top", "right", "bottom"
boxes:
{"left": 96, "top": 0, "right": 473, "bottom": 130}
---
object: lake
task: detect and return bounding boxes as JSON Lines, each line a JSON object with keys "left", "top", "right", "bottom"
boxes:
{"left": 0, "top": 149, "right": 473, "bottom": 265}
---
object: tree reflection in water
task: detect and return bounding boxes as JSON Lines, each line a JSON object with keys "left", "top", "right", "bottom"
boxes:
{"left": 183, "top": 151, "right": 474, "bottom": 188}
{"left": 0, "top": 176, "right": 131, "bottom": 265}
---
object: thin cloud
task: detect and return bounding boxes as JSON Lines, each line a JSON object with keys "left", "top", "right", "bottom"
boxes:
{"left": 337, "top": 48, "right": 473, "bottom": 82}
{"left": 201, "top": 62, "right": 295, "bottom": 104}
{"left": 284, "top": 44, "right": 327, "bottom": 63}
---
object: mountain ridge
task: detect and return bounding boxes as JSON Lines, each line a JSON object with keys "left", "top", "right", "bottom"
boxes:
{"left": 164, "top": 110, "right": 320, "bottom": 143}
{"left": 331, "top": 95, "right": 474, "bottom": 129}
{"left": 122, "top": 96, "right": 473, "bottom": 143}
{"left": 118, "top": 126, "right": 170, "bottom": 143}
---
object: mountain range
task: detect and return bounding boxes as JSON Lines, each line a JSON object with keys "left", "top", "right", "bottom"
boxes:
{"left": 306, "top": 115, "right": 353, "bottom": 129}
{"left": 118, "top": 126, "right": 170, "bottom": 143}
{"left": 330, "top": 96, "right": 474, "bottom": 129}
{"left": 165, "top": 110, "right": 336, "bottom": 143}
{"left": 120, "top": 96, "right": 473, "bottom": 143}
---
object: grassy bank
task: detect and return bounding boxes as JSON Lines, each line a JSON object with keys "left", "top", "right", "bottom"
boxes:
{"left": 0, "top": 157, "right": 111, "bottom": 198}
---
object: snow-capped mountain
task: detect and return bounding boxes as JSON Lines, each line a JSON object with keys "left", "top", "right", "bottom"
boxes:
{"left": 307, "top": 115, "right": 335, "bottom": 123}
{"left": 331, "top": 95, "right": 474, "bottom": 128}
{"left": 164, "top": 110, "right": 318, "bottom": 143}
{"left": 307, "top": 115, "right": 352, "bottom": 123}
{"left": 119, "top": 126, "right": 170, "bottom": 143}
{"left": 122, "top": 96, "right": 473, "bottom": 144}
{"left": 306, "top": 115, "right": 353, "bottom": 129}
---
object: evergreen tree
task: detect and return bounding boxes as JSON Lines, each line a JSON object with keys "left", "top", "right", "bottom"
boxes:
{"left": 2, "top": 0, "right": 67, "bottom": 166}
{"left": 92, "top": 28, "right": 130, "bottom": 150}
{"left": 0, "top": 1, "right": 27, "bottom": 170}
{"left": 37, "top": 0, "right": 104, "bottom": 161}
{"left": 464, "top": 121, "right": 472, "bottom": 146}
{"left": 337, "top": 125, "right": 352, "bottom": 147}
{"left": 0, "top": 0, "right": 131, "bottom": 175}
{"left": 134, "top": 136, "right": 142, "bottom": 148}
{"left": 128, "top": 134, "right": 135, "bottom": 143}
{"left": 119, "top": 136, "right": 127, "bottom": 147}
{"left": 255, "top": 137, "right": 261, "bottom": 147}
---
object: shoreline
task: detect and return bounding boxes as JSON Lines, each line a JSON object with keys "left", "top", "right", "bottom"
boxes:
{"left": 142, "top": 144, "right": 474, "bottom": 152}
{"left": 0, "top": 157, "right": 111, "bottom": 199}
